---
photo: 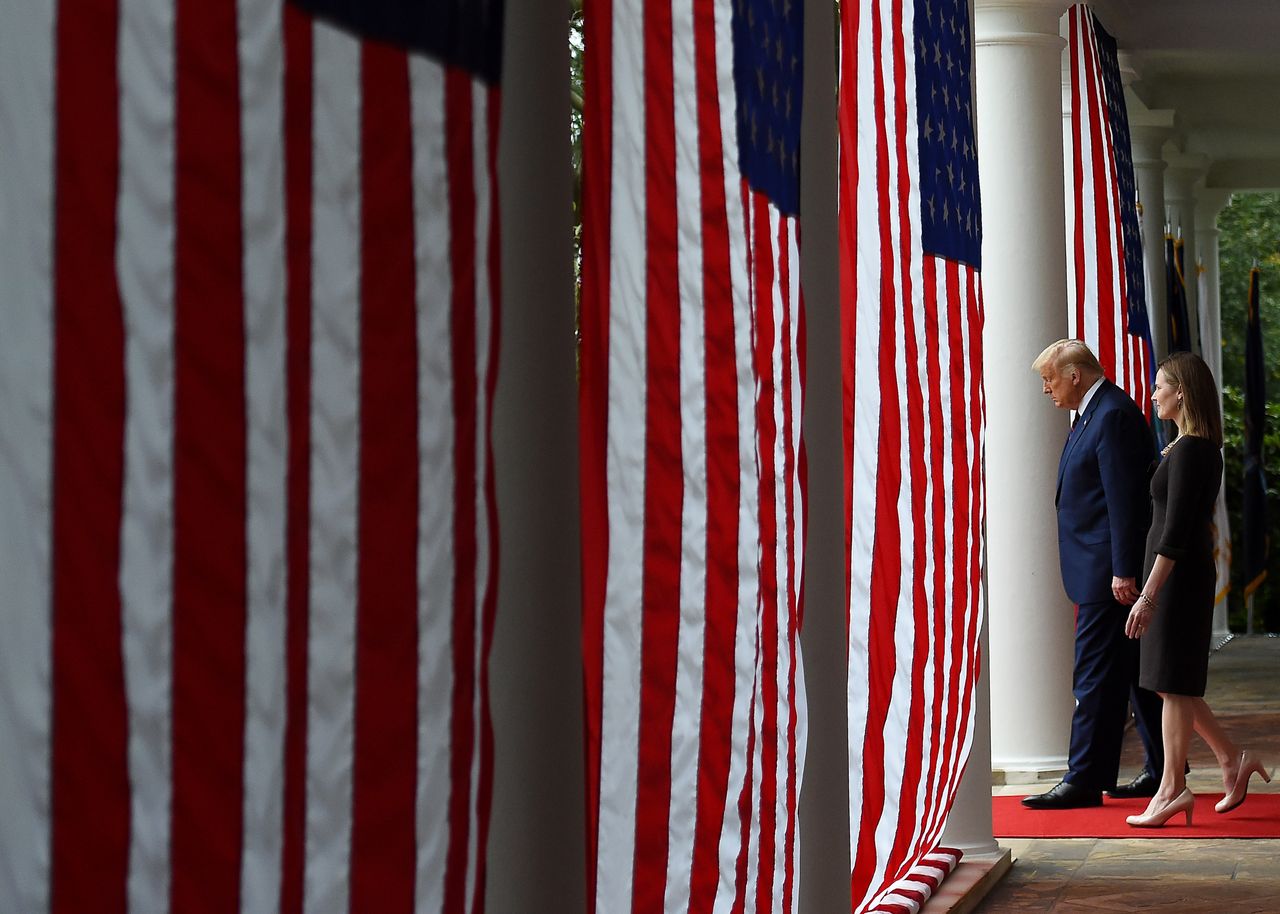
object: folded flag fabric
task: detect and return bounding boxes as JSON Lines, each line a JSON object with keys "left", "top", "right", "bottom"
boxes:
{"left": 865, "top": 848, "right": 964, "bottom": 914}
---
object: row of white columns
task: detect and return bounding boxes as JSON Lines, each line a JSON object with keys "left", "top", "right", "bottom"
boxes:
{"left": 978, "top": 0, "right": 1236, "bottom": 802}
{"left": 486, "top": 0, "right": 1236, "bottom": 907}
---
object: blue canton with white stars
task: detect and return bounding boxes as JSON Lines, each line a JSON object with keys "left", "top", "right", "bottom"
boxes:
{"left": 733, "top": 0, "right": 803, "bottom": 216}
{"left": 1093, "top": 13, "right": 1149, "bottom": 341}
{"left": 914, "top": 0, "right": 981, "bottom": 269}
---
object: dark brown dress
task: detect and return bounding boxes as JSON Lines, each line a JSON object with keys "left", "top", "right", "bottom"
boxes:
{"left": 1139, "top": 435, "right": 1222, "bottom": 696}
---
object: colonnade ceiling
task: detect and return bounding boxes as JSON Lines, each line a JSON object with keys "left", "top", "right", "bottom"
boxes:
{"left": 1088, "top": 0, "right": 1280, "bottom": 190}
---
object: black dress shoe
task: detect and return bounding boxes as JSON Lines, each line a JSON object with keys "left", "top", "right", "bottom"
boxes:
{"left": 1020, "top": 780, "right": 1102, "bottom": 809}
{"left": 1107, "top": 770, "right": 1159, "bottom": 799}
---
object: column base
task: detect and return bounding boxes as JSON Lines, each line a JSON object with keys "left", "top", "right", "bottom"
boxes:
{"left": 990, "top": 758, "right": 1068, "bottom": 786}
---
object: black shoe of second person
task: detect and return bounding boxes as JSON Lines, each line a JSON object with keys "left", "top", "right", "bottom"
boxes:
{"left": 1107, "top": 770, "right": 1159, "bottom": 799}
{"left": 1020, "top": 780, "right": 1102, "bottom": 810}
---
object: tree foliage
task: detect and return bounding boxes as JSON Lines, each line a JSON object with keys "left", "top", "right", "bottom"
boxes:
{"left": 1216, "top": 192, "right": 1280, "bottom": 631}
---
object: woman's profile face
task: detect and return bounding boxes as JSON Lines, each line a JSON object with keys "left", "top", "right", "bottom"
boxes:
{"left": 1151, "top": 369, "right": 1181, "bottom": 422}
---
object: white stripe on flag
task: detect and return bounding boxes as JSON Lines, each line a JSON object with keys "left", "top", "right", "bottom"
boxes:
{"left": 410, "top": 53, "right": 454, "bottom": 914}
{"left": 785, "top": 220, "right": 807, "bottom": 902}
{"left": 237, "top": 0, "right": 288, "bottom": 907}
{"left": 0, "top": 2, "right": 55, "bottom": 910}
{"left": 769, "top": 204, "right": 791, "bottom": 907}
{"left": 116, "top": 0, "right": 177, "bottom": 906}
{"left": 664, "top": 0, "right": 709, "bottom": 902}
{"left": 846, "top": 0, "right": 882, "bottom": 868}
{"left": 596, "top": 0, "right": 648, "bottom": 906}
{"left": 305, "top": 21, "right": 361, "bottom": 914}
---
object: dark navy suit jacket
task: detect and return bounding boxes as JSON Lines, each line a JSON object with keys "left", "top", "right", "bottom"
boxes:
{"left": 1055, "top": 380, "right": 1155, "bottom": 604}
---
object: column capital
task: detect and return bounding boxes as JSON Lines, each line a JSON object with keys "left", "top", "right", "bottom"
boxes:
{"left": 1164, "top": 151, "right": 1208, "bottom": 205}
{"left": 1194, "top": 187, "right": 1233, "bottom": 233}
{"left": 975, "top": 0, "right": 1071, "bottom": 48}
{"left": 1115, "top": 51, "right": 1140, "bottom": 86}
{"left": 1128, "top": 116, "right": 1176, "bottom": 167}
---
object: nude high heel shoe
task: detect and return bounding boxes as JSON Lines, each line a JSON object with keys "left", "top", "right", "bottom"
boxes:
{"left": 1216, "top": 751, "right": 1271, "bottom": 814}
{"left": 1126, "top": 788, "right": 1194, "bottom": 828}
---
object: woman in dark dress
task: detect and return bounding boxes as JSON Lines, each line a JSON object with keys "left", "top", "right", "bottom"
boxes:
{"left": 1124, "top": 352, "right": 1270, "bottom": 827}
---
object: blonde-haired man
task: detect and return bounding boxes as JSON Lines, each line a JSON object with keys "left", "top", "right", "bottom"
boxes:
{"left": 1023, "top": 340, "right": 1165, "bottom": 809}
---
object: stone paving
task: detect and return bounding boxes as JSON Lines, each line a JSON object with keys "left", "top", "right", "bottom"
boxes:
{"left": 977, "top": 635, "right": 1280, "bottom": 913}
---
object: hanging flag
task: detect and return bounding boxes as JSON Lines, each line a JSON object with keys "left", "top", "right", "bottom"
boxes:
{"left": 1166, "top": 234, "right": 1193, "bottom": 353}
{"left": 1243, "top": 266, "right": 1268, "bottom": 607}
{"left": 0, "top": 1, "right": 502, "bottom": 911}
{"left": 578, "top": 0, "right": 807, "bottom": 909}
{"left": 1197, "top": 254, "right": 1232, "bottom": 621}
{"left": 1064, "top": 5, "right": 1153, "bottom": 419}
{"left": 837, "top": 0, "right": 985, "bottom": 911}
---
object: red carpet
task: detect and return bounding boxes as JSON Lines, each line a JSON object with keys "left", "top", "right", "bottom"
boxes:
{"left": 993, "top": 793, "right": 1280, "bottom": 838}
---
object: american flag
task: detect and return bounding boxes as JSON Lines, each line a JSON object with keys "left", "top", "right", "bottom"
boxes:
{"left": 837, "top": 0, "right": 985, "bottom": 911}
{"left": 578, "top": 0, "right": 807, "bottom": 908}
{"left": 1064, "top": 5, "right": 1153, "bottom": 418}
{"left": 0, "top": 1, "right": 501, "bottom": 911}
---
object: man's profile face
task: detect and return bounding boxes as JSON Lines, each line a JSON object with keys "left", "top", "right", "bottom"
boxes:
{"left": 1040, "top": 364, "right": 1081, "bottom": 411}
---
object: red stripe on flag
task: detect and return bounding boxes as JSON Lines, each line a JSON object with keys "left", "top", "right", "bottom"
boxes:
{"left": 169, "top": 0, "right": 248, "bottom": 905}
{"left": 631, "top": 0, "right": 682, "bottom": 900}
{"left": 851, "top": 0, "right": 901, "bottom": 894}
{"left": 688, "top": 0, "right": 740, "bottom": 902}
{"left": 280, "top": 9, "right": 313, "bottom": 912}
{"left": 578, "top": 0, "right": 613, "bottom": 903}
{"left": 49, "top": 0, "right": 130, "bottom": 909}
{"left": 779, "top": 217, "right": 800, "bottom": 914}
{"left": 752, "top": 193, "right": 780, "bottom": 914}
{"left": 443, "top": 66, "right": 479, "bottom": 914}
{"left": 965, "top": 271, "right": 986, "bottom": 750}
{"left": 350, "top": 44, "right": 420, "bottom": 913}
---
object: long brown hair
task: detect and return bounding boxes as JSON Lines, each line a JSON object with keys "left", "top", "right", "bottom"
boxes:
{"left": 1158, "top": 351, "right": 1223, "bottom": 447}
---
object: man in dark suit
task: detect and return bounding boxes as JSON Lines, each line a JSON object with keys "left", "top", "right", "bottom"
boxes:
{"left": 1023, "top": 339, "right": 1165, "bottom": 809}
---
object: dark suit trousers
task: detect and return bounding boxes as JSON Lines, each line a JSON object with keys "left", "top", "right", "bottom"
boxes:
{"left": 1067, "top": 598, "right": 1165, "bottom": 789}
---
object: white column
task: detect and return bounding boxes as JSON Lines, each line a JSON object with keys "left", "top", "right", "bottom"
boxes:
{"left": 975, "top": 0, "right": 1075, "bottom": 782}
{"left": 1195, "top": 187, "right": 1231, "bottom": 388}
{"left": 1164, "top": 151, "right": 1208, "bottom": 353}
{"left": 798, "top": 0, "right": 850, "bottom": 908}
{"left": 1129, "top": 118, "right": 1173, "bottom": 360}
{"left": 488, "top": 0, "right": 585, "bottom": 908}
{"left": 1195, "top": 186, "right": 1233, "bottom": 639}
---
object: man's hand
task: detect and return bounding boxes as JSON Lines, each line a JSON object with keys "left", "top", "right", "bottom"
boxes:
{"left": 1112, "top": 576, "right": 1139, "bottom": 605}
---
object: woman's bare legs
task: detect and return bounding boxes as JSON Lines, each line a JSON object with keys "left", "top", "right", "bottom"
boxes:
{"left": 1187, "top": 697, "right": 1242, "bottom": 790}
{"left": 1140, "top": 693, "right": 1195, "bottom": 816}
{"left": 1140, "top": 692, "right": 1242, "bottom": 818}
